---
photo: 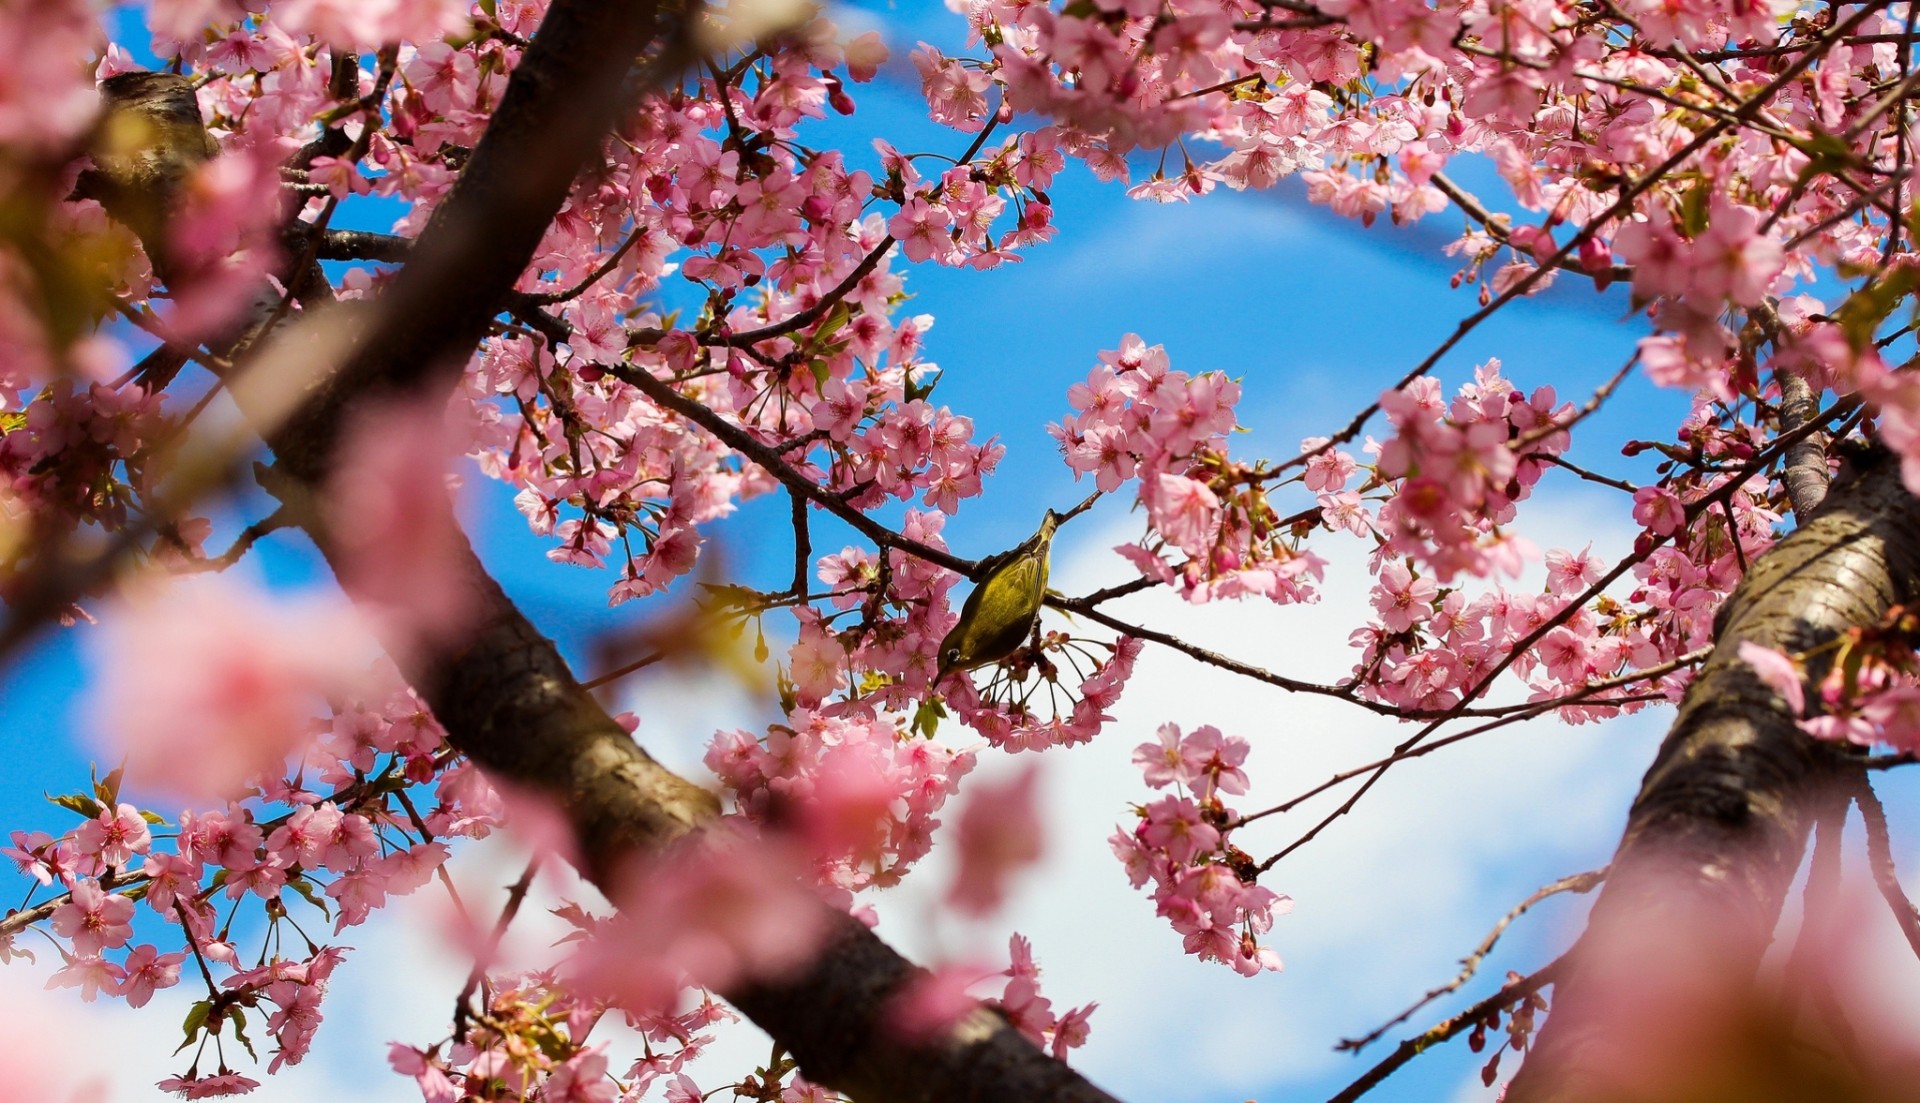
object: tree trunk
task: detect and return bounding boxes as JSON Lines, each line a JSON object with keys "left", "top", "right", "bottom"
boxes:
{"left": 1505, "top": 446, "right": 1920, "bottom": 1103}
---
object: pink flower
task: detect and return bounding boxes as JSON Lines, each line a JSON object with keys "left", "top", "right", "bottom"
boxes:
{"left": 1372, "top": 561, "right": 1438, "bottom": 633}
{"left": 1140, "top": 796, "right": 1220, "bottom": 864}
{"left": 47, "top": 954, "right": 124, "bottom": 1001}
{"left": 119, "top": 944, "right": 185, "bottom": 1008}
{"left": 845, "top": 30, "right": 888, "bottom": 81}
{"left": 1736, "top": 642, "right": 1804, "bottom": 715}
{"left": 6, "top": 830, "right": 70, "bottom": 887}
{"left": 1051, "top": 1001, "right": 1098, "bottom": 1059}
{"left": 1691, "top": 197, "right": 1784, "bottom": 307}
{"left": 326, "top": 396, "right": 476, "bottom": 656}
{"left": 89, "top": 576, "right": 374, "bottom": 803}
{"left": 1318, "top": 491, "right": 1376, "bottom": 537}
{"left": 543, "top": 1047, "right": 616, "bottom": 1103}
{"left": 1132, "top": 723, "right": 1196, "bottom": 789}
{"left": 1613, "top": 205, "right": 1690, "bottom": 303}
{"left": 1302, "top": 437, "right": 1358, "bottom": 492}
{"left": 947, "top": 764, "right": 1045, "bottom": 915}
{"left": 73, "top": 802, "right": 152, "bottom": 872}
{"left": 578, "top": 827, "right": 830, "bottom": 1015}
{"left": 388, "top": 1044, "right": 459, "bottom": 1103}
{"left": 1545, "top": 545, "right": 1602, "bottom": 595}
{"left": 885, "top": 962, "right": 987, "bottom": 1041}
{"left": 888, "top": 197, "right": 957, "bottom": 264}
{"left": 1861, "top": 686, "right": 1920, "bottom": 753}
{"left": 158, "top": 1069, "right": 261, "bottom": 1097}
{"left": 1183, "top": 725, "right": 1251, "bottom": 797}
{"left": 1539, "top": 627, "right": 1594, "bottom": 685}
{"left": 912, "top": 45, "right": 990, "bottom": 132}
{"left": 1147, "top": 473, "right": 1222, "bottom": 557}
{"left": 788, "top": 608, "right": 850, "bottom": 707}
{"left": 997, "top": 972, "right": 1057, "bottom": 1046}
{"left": 1632, "top": 486, "right": 1688, "bottom": 538}
{"left": 51, "top": 879, "right": 134, "bottom": 956}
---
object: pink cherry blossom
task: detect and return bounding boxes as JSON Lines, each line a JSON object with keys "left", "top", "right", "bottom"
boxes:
{"left": 947, "top": 764, "right": 1044, "bottom": 915}
{"left": 89, "top": 576, "right": 375, "bottom": 803}
{"left": 51, "top": 878, "right": 135, "bottom": 956}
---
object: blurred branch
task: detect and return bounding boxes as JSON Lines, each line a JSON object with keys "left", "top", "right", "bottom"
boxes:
{"left": 1506, "top": 446, "right": 1920, "bottom": 1103}
{"left": 1842, "top": 769, "right": 1920, "bottom": 959}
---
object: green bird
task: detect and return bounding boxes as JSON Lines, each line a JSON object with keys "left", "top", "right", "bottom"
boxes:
{"left": 75, "top": 71, "right": 218, "bottom": 282}
{"left": 936, "top": 509, "right": 1060, "bottom": 686}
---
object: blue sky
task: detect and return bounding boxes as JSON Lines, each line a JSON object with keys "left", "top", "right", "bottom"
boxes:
{"left": 13, "top": 5, "right": 1920, "bottom": 1103}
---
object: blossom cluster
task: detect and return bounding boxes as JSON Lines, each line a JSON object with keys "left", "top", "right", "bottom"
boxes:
{"left": 1052, "top": 334, "right": 1327, "bottom": 604}
{"left": 4, "top": 659, "right": 482, "bottom": 1096}
{"left": 705, "top": 708, "right": 979, "bottom": 893}
{"left": 908, "top": 0, "right": 1920, "bottom": 446}
{"left": 1112, "top": 723, "right": 1290, "bottom": 976}
{"left": 1332, "top": 364, "right": 1771, "bottom": 717}
{"left": 889, "top": 934, "right": 1097, "bottom": 1062}
{"left": 388, "top": 969, "right": 738, "bottom": 1103}
{"left": 1741, "top": 613, "right": 1920, "bottom": 755}
{"left": 1368, "top": 361, "right": 1572, "bottom": 583}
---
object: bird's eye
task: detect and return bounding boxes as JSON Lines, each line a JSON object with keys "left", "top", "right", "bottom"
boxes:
{"left": 945, "top": 647, "right": 960, "bottom": 664}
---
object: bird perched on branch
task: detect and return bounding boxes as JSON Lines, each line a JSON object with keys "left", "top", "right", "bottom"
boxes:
{"left": 68, "top": 71, "right": 218, "bottom": 392}
{"left": 72, "top": 70, "right": 335, "bottom": 388}
{"left": 71, "top": 71, "right": 216, "bottom": 281}
{"left": 936, "top": 509, "right": 1060, "bottom": 687}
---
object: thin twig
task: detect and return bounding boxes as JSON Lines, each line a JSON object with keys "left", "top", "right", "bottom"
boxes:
{"left": 1338, "top": 868, "right": 1606, "bottom": 1054}
{"left": 452, "top": 856, "right": 544, "bottom": 1040}
{"left": 1325, "top": 958, "right": 1563, "bottom": 1103}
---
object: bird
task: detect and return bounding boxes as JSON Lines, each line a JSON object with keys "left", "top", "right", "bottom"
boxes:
{"left": 72, "top": 70, "right": 218, "bottom": 280}
{"left": 73, "top": 69, "right": 335, "bottom": 385}
{"left": 68, "top": 71, "right": 219, "bottom": 392}
{"left": 935, "top": 509, "right": 1060, "bottom": 687}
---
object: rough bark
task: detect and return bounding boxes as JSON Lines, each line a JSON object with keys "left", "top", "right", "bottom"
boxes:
{"left": 121, "top": 2, "right": 1128, "bottom": 1100}
{"left": 1504, "top": 446, "right": 1920, "bottom": 1103}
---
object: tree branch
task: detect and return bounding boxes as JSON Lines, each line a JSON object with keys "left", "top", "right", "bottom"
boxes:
{"left": 167, "top": 3, "right": 1131, "bottom": 1099}
{"left": 1505, "top": 446, "right": 1920, "bottom": 1103}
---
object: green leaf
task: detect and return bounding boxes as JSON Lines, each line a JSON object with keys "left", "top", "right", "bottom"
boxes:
{"left": 911, "top": 697, "right": 947, "bottom": 739}
{"left": 810, "top": 304, "right": 851, "bottom": 344}
{"left": 1677, "top": 181, "right": 1710, "bottom": 239}
{"left": 176, "top": 1001, "right": 211, "bottom": 1054}
{"left": 96, "top": 765, "right": 124, "bottom": 806}
{"left": 1833, "top": 266, "right": 1920, "bottom": 351}
{"left": 230, "top": 1007, "right": 258, "bottom": 1061}
{"left": 1791, "top": 129, "right": 1861, "bottom": 178}
{"left": 47, "top": 792, "right": 102, "bottom": 820}
{"left": 286, "top": 876, "right": 333, "bottom": 918}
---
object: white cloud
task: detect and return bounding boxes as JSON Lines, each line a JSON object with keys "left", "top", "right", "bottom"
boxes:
{"left": 38, "top": 475, "right": 1907, "bottom": 1103}
{"left": 861, "top": 482, "right": 1669, "bottom": 1102}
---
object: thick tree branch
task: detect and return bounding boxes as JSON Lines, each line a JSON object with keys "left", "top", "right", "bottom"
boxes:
{"left": 173, "top": 3, "right": 1129, "bottom": 1100}
{"left": 1776, "top": 366, "right": 1831, "bottom": 519}
{"left": 1505, "top": 446, "right": 1920, "bottom": 1103}
{"left": 268, "top": 0, "right": 683, "bottom": 485}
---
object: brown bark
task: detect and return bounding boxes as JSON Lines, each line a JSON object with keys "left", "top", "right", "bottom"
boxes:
{"left": 1504, "top": 446, "right": 1920, "bottom": 1103}
{"left": 95, "top": 2, "right": 1126, "bottom": 1100}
